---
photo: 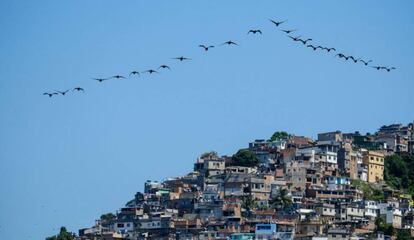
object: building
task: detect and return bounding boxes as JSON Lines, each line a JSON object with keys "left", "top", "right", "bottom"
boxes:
{"left": 362, "top": 150, "right": 385, "bottom": 183}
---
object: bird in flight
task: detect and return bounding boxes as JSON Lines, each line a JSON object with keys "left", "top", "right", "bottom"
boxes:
{"left": 56, "top": 90, "right": 69, "bottom": 96}
{"left": 73, "top": 87, "right": 84, "bottom": 92}
{"left": 288, "top": 35, "right": 302, "bottom": 42}
{"left": 199, "top": 45, "right": 214, "bottom": 51}
{"left": 298, "top": 38, "right": 313, "bottom": 45}
{"left": 142, "top": 69, "right": 159, "bottom": 74}
{"left": 322, "top": 47, "right": 336, "bottom": 52}
{"left": 371, "top": 66, "right": 383, "bottom": 70}
{"left": 247, "top": 29, "right": 262, "bottom": 34}
{"left": 348, "top": 56, "right": 360, "bottom": 63}
{"left": 112, "top": 75, "right": 126, "bottom": 79}
{"left": 281, "top": 29, "right": 296, "bottom": 34}
{"left": 221, "top": 40, "right": 238, "bottom": 46}
{"left": 130, "top": 71, "right": 140, "bottom": 76}
{"left": 307, "top": 45, "right": 323, "bottom": 51}
{"left": 359, "top": 59, "right": 372, "bottom": 66}
{"left": 158, "top": 65, "right": 171, "bottom": 70}
{"left": 92, "top": 78, "right": 108, "bottom": 82}
{"left": 173, "top": 56, "right": 191, "bottom": 61}
{"left": 335, "top": 53, "right": 348, "bottom": 60}
{"left": 43, "top": 92, "right": 58, "bottom": 97}
{"left": 384, "top": 67, "right": 396, "bottom": 72}
{"left": 269, "top": 19, "right": 286, "bottom": 27}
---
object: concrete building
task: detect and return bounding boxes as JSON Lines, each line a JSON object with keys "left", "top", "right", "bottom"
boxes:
{"left": 362, "top": 150, "right": 385, "bottom": 183}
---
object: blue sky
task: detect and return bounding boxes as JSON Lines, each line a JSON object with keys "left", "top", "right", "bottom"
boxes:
{"left": 0, "top": 0, "right": 413, "bottom": 239}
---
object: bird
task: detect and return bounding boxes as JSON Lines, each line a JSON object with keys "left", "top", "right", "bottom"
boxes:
{"left": 199, "top": 45, "right": 214, "bottom": 51}
{"left": 56, "top": 90, "right": 69, "bottom": 96}
{"left": 172, "top": 56, "right": 191, "bottom": 61}
{"left": 281, "top": 29, "right": 296, "bottom": 34}
{"left": 307, "top": 45, "right": 323, "bottom": 51}
{"left": 358, "top": 59, "right": 373, "bottom": 66}
{"left": 247, "top": 29, "right": 262, "bottom": 34}
{"left": 43, "top": 92, "right": 58, "bottom": 97}
{"left": 384, "top": 67, "right": 396, "bottom": 72}
{"left": 142, "top": 69, "right": 159, "bottom": 74}
{"left": 221, "top": 40, "right": 238, "bottom": 46}
{"left": 158, "top": 65, "right": 171, "bottom": 70}
{"left": 92, "top": 78, "right": 108, "bottom": 82}
{"left": 111, "top": 75, "right": 126, "bottom": 79}
{"left": 322, "top": 47, "right": 336, "bottom": 52}
{"left": 335, "top": 53, "right": 347, "bottom": 59}
{"left": 298, "top": 38, "right": 313, "bottom": 45}
{"left": 371, "top": 66, "right": 383, "bottom": 70}
{"left": 348, "top": 56, "right": 360, "bottom": 63}
{"left": 288, "top": 35, "right": 302, "bottom": 41}
{"left": 130, "top": 71, "right": 140, "bottom": 76}
{"left": 269, "top": 19, "right": 286, "bottom": 27}
{"left": 73, "top": 87, "right": 84, "bottom": 92}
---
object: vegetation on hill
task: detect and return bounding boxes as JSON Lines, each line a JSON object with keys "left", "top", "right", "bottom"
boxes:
{"left": 46, "top": 227, "right": 75, "bottom": 240}
{"left": 231, "top": 149, "right": 258, "bottom": 167}
{"left": 100, "top": 212, "right": 116, "bottom": 222}
{"left": 384, "top": 154, "right": 414, "bottom": 195}
{"left": 351, "top": 179, "right": 384, "bottom": 201}
{"left": 269, "top": 131, "right": 289, "bottom": 141}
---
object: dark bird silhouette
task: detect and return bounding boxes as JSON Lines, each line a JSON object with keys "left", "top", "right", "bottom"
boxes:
{"left": 269, "top": 19, "right": 286, "bottom": 27}
{"left": 348, "top": 56, "right": 360, "bottom": 63}
{"left": 172, "top": 56, "right": 191, "bottom": 61}
{"left": 281, "top": 29, "right": 296, "bottom": 34}
{"left": 359, "top": 59, "right": 373, "bottom": 66}
{"left": 221, "top": 40, "right": 238, "bottom": 46}
{"left": 43, "top": 92, "right": 58, "bottom": 97}
{"left": 384, "top": 67, "right": 396, "bottom": 72}
{"left": 371, "top": 66, "right": 382, "bottom": 70}
{"left": 92, "top": 78, "right": 108, "bottom": 82}
{"left": 199, "top": 45, "right": 214, "bottom": 51}
{"left": 247, "top": 29, "right": 262, "bottom": 34}
{"left": 288, "top": 35, "right": 302, "bottom": 41}
{"left": 56, "top": 90, "right": 69, "bottom": 96}
{"left": 158, "top": 65, "right": 171, "bottom": 70}
{"left": 335, "top": 53, "right": 348, "bottom": 60}
{"left": 307, "top": 45, "right": 323, "bottom": 51}
{"left": 322, "top": 47, "right": 336, "bottom": 52}
{"left": 111, "top": 75, "right": 126, "bottom": 79}
{"left": 298, "top": 38, "right": 312, "bottom": 45}
{"left": 142, "top": 69, "right": 159, "bottom": 74}
{"left": 73, "top": 87, "right": 84, "bottom": 92}
{"left": 130, "top": 71, "right": 140, "bottom": 76}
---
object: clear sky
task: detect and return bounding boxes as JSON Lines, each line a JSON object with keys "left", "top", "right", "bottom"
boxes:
{"left": 0, "top": 0, "right": 413, "bottom": 239}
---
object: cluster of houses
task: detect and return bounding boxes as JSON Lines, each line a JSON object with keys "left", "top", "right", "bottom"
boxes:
{"left": 78, "top": 123, "right": 414, "bottom": 240}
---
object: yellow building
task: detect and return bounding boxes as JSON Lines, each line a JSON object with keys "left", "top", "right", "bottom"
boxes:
{"left": 363, "top": 150, "right": 385, "bottom": 183}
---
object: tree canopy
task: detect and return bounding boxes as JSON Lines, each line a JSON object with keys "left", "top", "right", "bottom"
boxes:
{"left": 100, "top": 212, "right": 116, "bottom": 222}
{"left": 384, "top": 154, "right": 414, "bottom": 195}
{"left": 46, "top": 227, "right": 75, "bottom": 240}
{"left": 270, "top": 131, "right": 289, "bottom": 141}
{"left": 231, "top": 149, "right": 259, "bottom": 167}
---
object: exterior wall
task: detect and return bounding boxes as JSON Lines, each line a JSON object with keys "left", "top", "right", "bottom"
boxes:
{"left": 362, "top": 151, "right": 384, "bottom": 183}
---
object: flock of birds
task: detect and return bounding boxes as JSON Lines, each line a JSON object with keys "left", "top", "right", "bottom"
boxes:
{"left": 43, "top": 19, "right": 396, "bottom": 98}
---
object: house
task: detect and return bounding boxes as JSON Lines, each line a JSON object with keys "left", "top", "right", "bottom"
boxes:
{"left": 255, "top": 223, "right": 277, "bottom": 240}
{"left": 362, "top": 150, "right": 385, "bottom": 183}
{"left": 327, "top": 228, "right": 350, "bottom": 240}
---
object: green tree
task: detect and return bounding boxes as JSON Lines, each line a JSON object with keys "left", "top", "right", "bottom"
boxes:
{"left": 241, "top": 194, "right": 256, "bottom": 218}
{"left": 231, "top": 149, "right": 258, "bottom": 167}
{"left": 384, "top": 154, "right": 414, "bottom": 195}
{"left": 46, "top": 227, "right": 75, "bottom": 240}
{"left": 270, "top": 131, "right": 289, "bottom": 141}
{"left": 100, "top": 212, "right": 116, "bottom": 222}
{"left": 375, "top": 217, "right": 395, "bottom": 236}
{"left": 200, "top": 151, "right": 218, "bottom": 159}
{"left": 269, "top": 188, "right": 292, "bottom": 210}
